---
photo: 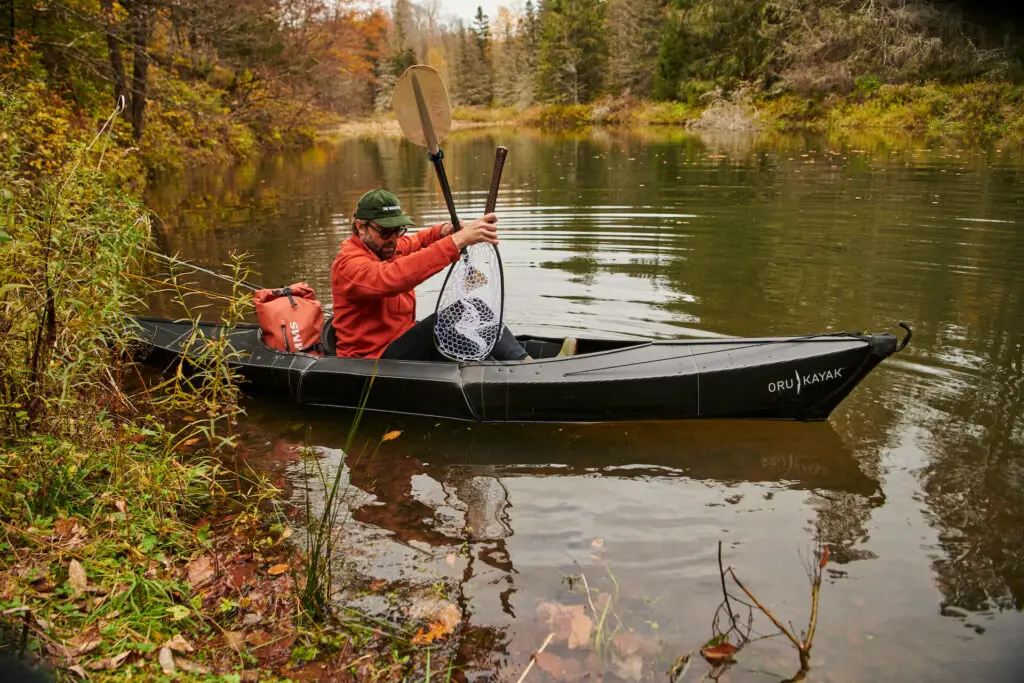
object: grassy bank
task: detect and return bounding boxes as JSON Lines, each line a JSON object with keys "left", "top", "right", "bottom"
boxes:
{"left": 450, "top": 81, "right": 1024, "bottom": 143}
{"left": 0, "top": 60, "right": 461, "bottom": 681}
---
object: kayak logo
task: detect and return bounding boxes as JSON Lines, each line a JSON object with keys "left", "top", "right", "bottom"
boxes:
{"left": 768, "top": 367, "right": 844, "bottom": 395}
{"left": 289, "top": 321, "right": 302, "bottom": 349}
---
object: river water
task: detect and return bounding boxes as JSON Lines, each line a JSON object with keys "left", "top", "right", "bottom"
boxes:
{"left": 148, "top": 127, "right": 1024, "bottom": 682}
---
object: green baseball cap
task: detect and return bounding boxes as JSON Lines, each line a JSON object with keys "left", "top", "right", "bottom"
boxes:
{"left": 353, "top": 189, "right": 416, "bottom": 228}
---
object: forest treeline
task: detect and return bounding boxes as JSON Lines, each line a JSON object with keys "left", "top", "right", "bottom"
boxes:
{"left": 2, "top": 0, "right": 1023, "bottom": 180}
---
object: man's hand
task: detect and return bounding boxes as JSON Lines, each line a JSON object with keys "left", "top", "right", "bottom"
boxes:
{"left": 451, "top": 213, "right": 498, "bottom": 250}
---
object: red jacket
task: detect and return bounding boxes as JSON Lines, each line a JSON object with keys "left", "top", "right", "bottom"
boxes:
{"left": 331, "top": 223, "right": 459, "bottom": 358}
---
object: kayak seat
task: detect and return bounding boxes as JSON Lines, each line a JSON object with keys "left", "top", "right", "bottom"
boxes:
{"left": 320, "top": 320, "right": 337, "bottom": 357}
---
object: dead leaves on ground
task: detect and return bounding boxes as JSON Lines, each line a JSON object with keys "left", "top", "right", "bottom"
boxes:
{"left": 187, "top": 554, "right": 216, "bottom": 590}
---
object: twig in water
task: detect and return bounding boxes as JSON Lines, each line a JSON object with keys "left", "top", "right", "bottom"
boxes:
{"left": 515, "top": 632, "right": 554, "bottom": 683}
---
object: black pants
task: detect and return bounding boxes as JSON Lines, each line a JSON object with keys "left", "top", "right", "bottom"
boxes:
{"left": 382, "top": 313, "right": 528, "bottom": 361}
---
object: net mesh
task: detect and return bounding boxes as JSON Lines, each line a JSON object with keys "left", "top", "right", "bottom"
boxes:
{"left": 434, "top": 243, "right": 503, "bottom": 361}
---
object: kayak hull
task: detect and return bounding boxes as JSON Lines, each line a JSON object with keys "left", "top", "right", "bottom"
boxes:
{"left": 133, "top": 317, "right": 903, "bottom": 423}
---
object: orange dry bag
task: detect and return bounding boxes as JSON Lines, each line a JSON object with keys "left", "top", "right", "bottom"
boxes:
{"left": 253, "top": 282, "right": 324, "bottom": 356}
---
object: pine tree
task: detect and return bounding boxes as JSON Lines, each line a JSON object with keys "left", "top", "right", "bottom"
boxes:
{"left": 606, "top": 0, "right": 666, "bottom": 97}
{"left": 536, "top": 0, "right": 607, "bottom": 104}
{"left": 470, "top": 6, "right": 494, "bottom": 105}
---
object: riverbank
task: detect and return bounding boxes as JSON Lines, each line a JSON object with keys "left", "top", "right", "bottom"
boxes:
{"left": 400, "top": 82, "right": 1024, "bottom": 143}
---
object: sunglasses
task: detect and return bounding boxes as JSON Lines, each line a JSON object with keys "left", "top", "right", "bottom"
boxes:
{"left": 365, "top": 221, "right": 408, "bottom": 240}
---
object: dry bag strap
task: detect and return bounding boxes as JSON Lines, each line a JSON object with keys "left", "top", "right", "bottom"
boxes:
{"left": 271, "top": 286, "right": 298, "bottom": 308}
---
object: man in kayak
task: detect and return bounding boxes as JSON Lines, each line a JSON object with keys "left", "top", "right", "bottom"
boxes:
{"left": 331, "top": 188, "right": 576, "bottom": 361}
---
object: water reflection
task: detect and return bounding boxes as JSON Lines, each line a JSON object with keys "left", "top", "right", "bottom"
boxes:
{"left": 148, "top": 126, "right": 1024, "bottom": 680}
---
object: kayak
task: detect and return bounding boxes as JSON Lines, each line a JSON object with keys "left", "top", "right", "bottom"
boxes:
{"left": 133, "top": 317, "right": 910, "bottom": 423}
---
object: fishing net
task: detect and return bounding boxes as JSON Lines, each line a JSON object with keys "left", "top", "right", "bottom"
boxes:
{"left": 434, "top": 243, "right": 504, "bottom": 361}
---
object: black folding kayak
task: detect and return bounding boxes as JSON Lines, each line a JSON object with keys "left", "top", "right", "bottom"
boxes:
{"left": 134, "top": 317, "right": 910, "bottom": 423}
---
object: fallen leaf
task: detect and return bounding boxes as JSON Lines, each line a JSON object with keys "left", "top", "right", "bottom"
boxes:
{"left": 54, "top": 518, "right": 79, "bottom": 537}
{"left": 381, "top": 430, "right": 402, "bottom": 442}
{"left": 701, "top": 642, "right": 739, "bottom": 664}
{"left": 267, "top": 563, "right": 289, "bottom": 576}
{"left": 612, "top": 632, "right": 655, "bottom": 657}
{"left": 183, "top": 438, "right": 200, "bottom": 446}
{"left": 590, "top": 538, "right": 604, "bottom": 549}
{"left": 165, "top": 634, "right": 194, "bottom": 653}
{"left": 369, "top": 579, "right": 387, "bottom": 592}
{"left": 614, "top": 653, "right": 644, "bottom": 681}
{"left": 87, "top": 651, "right": 130, "bottom": 671}
{"left": 278, "top": 525, "right": 293, "bottom": 540}
{"left": 537, "top": 602, "right": 592, "bottom": 650}
{"left": 534, "top": 651, "right": 585, "bottom": 682}
{"left": 411, "top": 622, "right": 449, "bottom": 645}
{"left": 159, "top": 646, "right": 176, "bottom": 674}
{"left": 115, "top": 500, "right": 127, "bottom": 515}
{"left": 68, "top": 665, "right": 87, "bottom": 679}
{"left": 68, "top": 559, "right": 87, "bottom": 596}
{"left": 68, "top": 627, "right": 102, "bottom": 657}
{"left": 176, "top": 659, "right": 211, "bottom": 675}
{"left": 167, "top": 605, "right": 190, "bottom": 621}
{"left": 187, "top": 555, "right": 215, "bottom": 590}
{"left": 228, "top": 562, "right": 256, "bottom": 589}
{"left": 225, "top": 630, "right": 245, "bottom": 651}
{"left": 445, "top": 552, "right": 457, "bottom": 566}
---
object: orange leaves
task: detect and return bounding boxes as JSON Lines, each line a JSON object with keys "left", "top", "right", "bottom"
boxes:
{"left": 409, "top": 601, "right": 461, "bottom": 645}
{"left": 267, "top": 563, "right": 289, "bottom": 576}
{"left": 381, "top": 430, "right": 402, "bottom": 442}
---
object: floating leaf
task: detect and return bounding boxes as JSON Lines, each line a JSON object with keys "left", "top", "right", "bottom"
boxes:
{"left": 267, "top": 563, "right": 289, "bottom": 576}
{"left": 612, "top": 632, "right": 656, "bottom": 657}
{"left": 590, "top": 538, "right": 604, "bottom": 549}
{"left": 381, "top": 430, "right": 402, "bottom": 442}
{"left": 536, "top": 602, "right": 592, "bottom": 649}
{"left": 700, "top": 642, "right": 739, "bottom": 664}
{"left": 187, "top": 555, "right": 215, "bottom": 590}
{"left": 68, "top": 559, "right": 87, "bottom": 596}
{"left": 183, "top": 438, "right": 200, "bottom": 446}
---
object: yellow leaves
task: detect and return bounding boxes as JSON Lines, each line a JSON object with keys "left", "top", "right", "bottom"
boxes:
{"left": 267, "top": 563, "right": 289, "bottom": 576}
{"left": 381, "top": 430, "right": 402, "bottom": 442}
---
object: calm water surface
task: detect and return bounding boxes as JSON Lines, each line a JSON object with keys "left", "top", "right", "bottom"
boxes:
{"left": 148, "top": 128, "right": 1024, "bottom": 681}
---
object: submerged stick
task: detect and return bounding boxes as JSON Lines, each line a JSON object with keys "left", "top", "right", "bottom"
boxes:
{"left": 516, "top": 632, "right": 554, "bottom": 683}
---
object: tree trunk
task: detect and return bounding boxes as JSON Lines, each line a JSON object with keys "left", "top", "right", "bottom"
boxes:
{"left": 100, "top": 0, "right": 127, "bottom": 110}
{"left": 8, "top": 0, "right": 15, "bottom": 51}
{"left": 128, "top": 3, "right": 151, "bottom": 140}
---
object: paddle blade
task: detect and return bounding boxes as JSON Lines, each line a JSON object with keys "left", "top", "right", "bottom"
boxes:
{"left": 393, "top": 65, "right": 452, "bottom": 150}
{"left": 434, "top": 243, "right": 504, "bottom": 361}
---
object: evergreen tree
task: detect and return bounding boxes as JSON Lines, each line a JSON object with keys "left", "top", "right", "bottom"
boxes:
{"left": 536, "top": 0, "right": 607, "bottom": 104}
{"left": 606, "top": 0, "right": 666, "bottom": 97}
{"left": 471, "top": 6, "right": 494, "bottom": 105}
